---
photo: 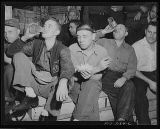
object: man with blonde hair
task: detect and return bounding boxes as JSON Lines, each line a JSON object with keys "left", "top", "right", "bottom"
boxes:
{"left": 10, "top": 17, "right": 74, "bottom": 121}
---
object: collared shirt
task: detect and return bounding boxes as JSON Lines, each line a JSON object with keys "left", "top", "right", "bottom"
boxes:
{"left": 69, "top": 43, "right": 108, "bottom": 68}
{"left": 96, "top": 38, "right": 137, "bottom": 80}
{"left": 132, "top": 37, "right": 157, "bottom": 72}
{"left": 69, "top": 43, "right": 109, "bottom": 80}
{"left": 36, "top": 45, "right": 51, "bottom": 72}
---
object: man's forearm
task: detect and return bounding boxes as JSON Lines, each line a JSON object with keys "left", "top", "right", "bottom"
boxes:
{"left": 4, "top": 53, "right": 12, "bottom": 64}
{"left": 59, "top": 78, "right": 68, "bottom": 88}
{"left": 135, "top": 71, "right": 152, "bottom": 84}
{"left": 92, "top": 65, "right": 105, "bottom": 74}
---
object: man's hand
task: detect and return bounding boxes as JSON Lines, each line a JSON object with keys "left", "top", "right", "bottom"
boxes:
{"left": 134, "top": 12, "right": 142, "bottom": 21}
{"left": 80, "top": 70, "right": 92, "bottom": 79}
{"left": 148, "top": 80, "right": 157, "bottom": 93}
{"left": 56, "top": 78, "right": 69, "bottom": 101}
{"left": 21, "top": 23, "right": 41, "bottom": 42}
{"left": 101, "top": 25, "right": 114, "bottom": 35}
{"left": 99, "top": 58, "right": 112, "bottom": 70}
{"left": 114, "top": 77, "right": 127, "bottom": 88}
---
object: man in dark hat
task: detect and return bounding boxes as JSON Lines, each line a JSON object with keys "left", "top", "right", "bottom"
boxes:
{"left": 4, "top": 18, "right": 28, "bottom": 120}
{"left": 4, "top": 18, "right": 26, "bottom": 103}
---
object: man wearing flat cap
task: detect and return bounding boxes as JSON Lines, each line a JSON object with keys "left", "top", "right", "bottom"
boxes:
{"left": 4, "top": 18, "right": 26, "bottom": 107}
{"left": 60, "top": 23, "right": 111, "bottom": 121}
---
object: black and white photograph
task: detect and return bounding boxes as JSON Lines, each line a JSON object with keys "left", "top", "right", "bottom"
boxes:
{"left": 1, "top": 2, "right": 158, "bottom": 126}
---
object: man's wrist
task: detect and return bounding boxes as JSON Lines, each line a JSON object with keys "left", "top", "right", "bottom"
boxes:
{"left": 101, "top": 29, "right": 107, "bottom": 35}
{"left": 59, "top": 78, "right": 68, "bottom": 86}
{"left": 21, "top": 35, "right": 28, "bottom": 42}
{"left": 122, "top": 76, "right": 127, "bottom": 81}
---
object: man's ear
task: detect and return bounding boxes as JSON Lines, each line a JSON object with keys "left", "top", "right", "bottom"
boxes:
{"left": 125, "top": 31, "right": 128, "bottom": 37}
{"left": 17, "top": 29, "right": 20, "bottom": 35}
{"left": 55, "top": 29, "right": 60, "bottom": 36}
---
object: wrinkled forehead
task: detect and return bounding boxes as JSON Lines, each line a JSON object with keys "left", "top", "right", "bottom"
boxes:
{"left": 5, "top": 25, "right": 17, "bottom": 31}
{"left": 77, "top": 29, "right": 92, "bottom": 36}
{"left": 115, "top": 24, "right": 126, "bottom": 31}
{"left": 45, "top": 19, "right": 57, "bottom": 26}
{"left": 147, "top": 25, "right": 157, "bottom": 32}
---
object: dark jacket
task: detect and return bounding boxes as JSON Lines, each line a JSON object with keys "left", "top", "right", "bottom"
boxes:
{"left": 57, "top": 23, "right": 72, "bottom": 47}
{"left": 7, "top": 38, "right": 75, "bottom": 80}
{"left": 32, "top": 39, "right": 75, "bottom": 79}
{"left": 6, "top": 38, "right": 25, "bottom": 58}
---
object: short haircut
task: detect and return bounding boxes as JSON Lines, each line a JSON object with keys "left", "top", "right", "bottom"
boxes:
{"left": 69, "top": 20, "right": 81, "bottom": 27}
{"left": 41, "top": 16, "right": 61, "bottom": 32}
{"left": 76, "top": 23, "right": 94, "bottom": 33}
{"left": 67, "top": 9, "right": 79, "bottom": 16}
{"left": 145, "top": 21, "right": 157, "bottom": 30}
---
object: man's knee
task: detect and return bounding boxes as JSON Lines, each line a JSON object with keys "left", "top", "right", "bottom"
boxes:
{"left": 123, "top": 80, "right": 135, "bottom": 93}
{"left": 13, "top": 52, "right": 26, "bottom": 63}
{"left": 83, "top": 80, "right": 101, "bottom": 90}
{"left": 4, "top": 64, "right": 14, "bottom": 74}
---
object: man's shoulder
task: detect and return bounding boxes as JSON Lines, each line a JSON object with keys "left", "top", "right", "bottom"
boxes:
{"left": 96, "top": 38, "right": 113, "bottom": 46}
{"left": 132, "top": 38, "right": 145, "bottom": 49}
{"left": 123, "top": 43, "right": 135, "bottom": 53}
{"left": 123, "top": 42, "right": 133, "bottom": 48}
{"left": 69, "top": 43, "right": 79, "bottom": 51}
{"left": 95, "top": 43, "right": 107, "bottom": 53}
{"left": 56, "top": 40, "right": 70, "bottom": 53}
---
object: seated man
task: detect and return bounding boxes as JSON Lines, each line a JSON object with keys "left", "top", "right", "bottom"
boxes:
{"left": 68, "top": 24, "right": 111, "bottom": 121}
{"left": 68, "top": 19, "right": 81, "bottom": 46}
{"left": 10, "top": 17, "right": 75, "bottom": 121}
{"left": 95, "top": 24, "right": 137, "bottom": 121}
{"left": 4, "top": 18, "right": 26, "bottom": 103}
{"left": 132, "top": 21, "right": 157, "bottom": 125}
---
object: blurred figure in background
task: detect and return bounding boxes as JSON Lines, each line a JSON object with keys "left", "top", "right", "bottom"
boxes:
{"left": 68, "top": 19, "right": 81, "bottom": 47}
{"left": 57, "top": 8, "right": 80, "bottom": 46}
{"left": 125, "top": 2, "right": 156, "bottom": 45}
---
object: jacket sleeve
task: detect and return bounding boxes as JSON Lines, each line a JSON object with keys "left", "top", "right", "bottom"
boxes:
{"left": 59, "top": 47, "right": 75, "bottom": 80}
{"left": 6, "top": 39, "right": 26, "bottom": 57}
{"left": 21, "top": 40, "right": 34, "bottom": 57}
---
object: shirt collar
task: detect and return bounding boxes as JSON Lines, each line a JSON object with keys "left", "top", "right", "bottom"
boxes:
{"left": 76, "top": 43, "right": 98, "bottom": 56}
{"left": 113, "top": 39, "right": 127, "bottom": 48}
{"left": 44, "top": 40, "right": 58, "bottom": 52}
{"left": 143, "top": 37, "right": 157, "bottom": 49}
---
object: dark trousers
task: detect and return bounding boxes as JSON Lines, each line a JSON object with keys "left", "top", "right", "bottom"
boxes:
{"left": 4, "top": 64, "right": 14, "bottom": 99}
{"left": 132, "top": 71, "right": 156, "bottom": 125}
{"left": 102, "top": 70, "right": 135, "bottom": 121}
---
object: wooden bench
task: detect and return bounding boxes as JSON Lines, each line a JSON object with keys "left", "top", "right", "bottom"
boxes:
{"left": 14, "top": 89, "right": 156, "bottom": 124}
{"left": 26, "top": 91, "right": 114, "bottom": 121}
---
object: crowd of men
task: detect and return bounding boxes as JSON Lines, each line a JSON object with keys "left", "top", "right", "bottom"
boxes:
{"left": 4, "top": 4, "right": 157, "bottom": 125}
